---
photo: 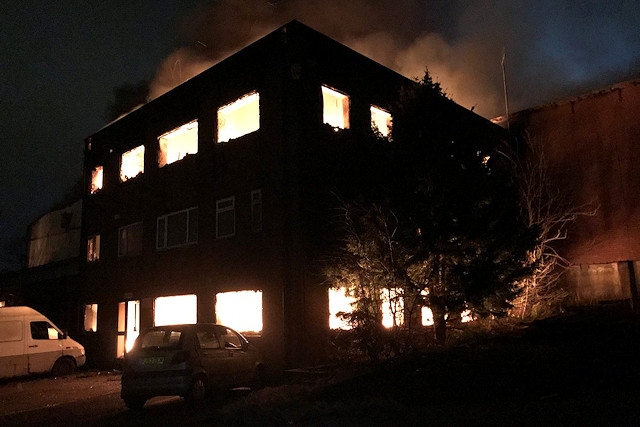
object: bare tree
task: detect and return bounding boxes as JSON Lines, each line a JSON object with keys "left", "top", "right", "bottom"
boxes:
{"left": 509, "top": 134, "right": 597, "bottom": 319}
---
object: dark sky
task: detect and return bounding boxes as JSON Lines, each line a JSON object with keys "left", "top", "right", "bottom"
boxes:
{"left": 1, "top": 0, "right": 639, "bottom": 270}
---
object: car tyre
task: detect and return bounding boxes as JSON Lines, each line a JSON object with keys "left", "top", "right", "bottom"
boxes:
{"left": 123, "top": 397, "right": 146, "bottom": 410}
{"left": 51, "top": 357, "right": 75, "bottom": 377}
{"left": 185, "top": 376, "right": 207, "bottom": 404}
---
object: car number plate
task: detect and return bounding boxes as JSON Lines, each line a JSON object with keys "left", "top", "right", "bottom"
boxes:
{"left": 141, "top": 356, "right": 165, "bottom": 366}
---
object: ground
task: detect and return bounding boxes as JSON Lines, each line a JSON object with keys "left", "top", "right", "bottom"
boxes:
{"left": 1, "top": 304, "right": 639, "bottom": 426}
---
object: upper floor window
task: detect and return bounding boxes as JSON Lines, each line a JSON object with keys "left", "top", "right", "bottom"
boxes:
{"left": 251, "top": 189, "right": 262, "bottom": 233}
{"left": 217, "top": 92, "right": 260, "bottom": 143}
{"left": 322, "top": 85, "right": 350, "bottom": 129}
{"left": 120, "top": 145, "right": 145, "bottom": 182}
{"left": 158, "top": 120, "right": 198, "bottom": 167}
{"left": 90, "top": 166, "right": 103, "bottom": 194}
{"left": 157, "top": 207, "right": 198, "bottom": 249}
{"left": 87, "top": 234, "right": 100, "bottom": 262}
{"left": 370, "top": 105, "right": 391, "bottom": 137}
{"left": 84, "top": 303, "right": 98, "bottom": 332}
{"left": 118, "top": 222, "right": 143, "bottom": 257}
{"left": 216, "top": 197, "right": 235, "bottom": 238}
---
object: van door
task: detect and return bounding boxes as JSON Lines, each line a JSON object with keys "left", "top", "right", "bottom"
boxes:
{"left": 0, "top": 319, "right": 28, "bottom": 378}
{"left": 26, "top": 320, "right": 64, "bottom": 374}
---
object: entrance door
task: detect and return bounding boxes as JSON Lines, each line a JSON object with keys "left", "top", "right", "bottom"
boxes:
{"left": 117, "top": 300, "right": 140, "bottom": 358}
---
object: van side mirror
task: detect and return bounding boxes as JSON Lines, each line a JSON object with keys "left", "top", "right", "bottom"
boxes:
{"left": 59, "top": 330, "right": 68, "bottom": 339}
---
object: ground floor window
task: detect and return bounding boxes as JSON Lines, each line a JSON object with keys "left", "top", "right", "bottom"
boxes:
{"left": 215, "top": 290, "right": 262, "bottom": 334}
{"left": 154, "top": 294, "right": 197, "bottom": 326}
{"left": 84, "top": 303, "right": 98, "bottom": 332}
{"left": 117, "top": 300, "right": 139, "bottom": 358}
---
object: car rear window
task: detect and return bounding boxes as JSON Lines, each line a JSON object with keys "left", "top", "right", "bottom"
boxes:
{"left": 140, "top": 329, "right": 182, "bottom": 349}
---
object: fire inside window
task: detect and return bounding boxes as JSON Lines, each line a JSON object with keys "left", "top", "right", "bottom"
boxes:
{"left": 329, "top": 288, "right": 356, "bottom": 330}
{"left": 322, "top": 85, "right": 350, "bottom": 129}
{"left": 216, "top": 290, "right": 263, "bottom": 334}
{"left": 90, "top": 166, "right": 103, "bottom": 194}
{"left": 84, "top": 304, "right": 98, "bottom": 332}
{"left": 370, "top": 105, "right": 391, "bottom": 137}
{"left": 154, "top": 295, "right": 197, "bottom": 326}
{"left": 120, "top": 145, "right": 145, "bottom": 182}
{"left": 158, "top": 120, "right": 198, "bottom": 167}
{"left": 117, "top": 300, "right": 140, "bottom": 357}
{"left": 217, "top": 92, "right": 260, "bottom": 143}
{"left": 87, "top": 235, "right": 100, "bottom": 262}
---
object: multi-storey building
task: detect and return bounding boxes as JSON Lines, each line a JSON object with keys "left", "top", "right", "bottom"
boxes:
{"left": 80, "top": 20, "right": 501, "bottom": 370}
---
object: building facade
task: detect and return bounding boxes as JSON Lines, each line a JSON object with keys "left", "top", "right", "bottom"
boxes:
{"left": 506, "top": 78, "right": 640, "bottom": 306}
{"left": 80, "top": 20, "right": 502, "bottom": 370}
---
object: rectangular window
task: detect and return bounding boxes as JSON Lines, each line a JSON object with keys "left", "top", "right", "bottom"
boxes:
{"left": 251, "top": 189, "right": 262, "bottom": 232}
{"left": 154, "top": 294, "right": 197, "bottom": 326}
{"left": 120, "top": 145, "right": 145, "bottom": 182}
{"left": 217, "top": 92, "right": 260, "bottom": 143}
{"left": 156, "top": 207, "right": 198, "bottom": 249}
{"left": 158, "top": 120, "right": 198, "bottom": 167}
{"left": 322, "top": 85, "right": 350, "bottom": 129}
{"left": 216, "top": 197, "right": 235, "bottom": 238}
{"left": 118, "top": 222, "right": 143, "bottom": 257}
{"left": 117, "top": 300, "right": 140, "bottom": 358}
{"left": 87, "top": 235, "right": 100, "bottom": 262}
{"left": 370, "top": 105, "right": 391, "bottom": 137}
{"left": 90, "top": 166, "right": 103, "bottom": 194}
{"left": 84, "top": 304, "right": 98, "bottom": 332}
{"left": 215, "top": 290, "right": 263, "bottom": 334}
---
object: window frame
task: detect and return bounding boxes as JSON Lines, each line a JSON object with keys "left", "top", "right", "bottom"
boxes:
{"left": 217, "top": 91, "right": 260, "bottom": 143}
{"left": 216, "top": 197, "right": 236, "bottom": 239}
{"left": 118, "top": 222, "right": 143, "bottom": 258}
{"left": 157, "top": 119, "right": 199, "bottom": 168}
{"left": 87, "top": 234, "right": 100, "bottom": 262}
{"left": 322, "top": 85, "right": 350, "bottom": 129}
{"left": 156, "top": 207, "right": 199, "bottom": 250}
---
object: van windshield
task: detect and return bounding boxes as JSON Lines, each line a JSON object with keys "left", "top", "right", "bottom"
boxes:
{"left": 139, "top": 329, "right": 182, "bottom": 349}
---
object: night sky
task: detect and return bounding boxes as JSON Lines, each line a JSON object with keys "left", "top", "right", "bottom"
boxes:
{"left": 1, "top": 0, "right": 639, "bottom": 270}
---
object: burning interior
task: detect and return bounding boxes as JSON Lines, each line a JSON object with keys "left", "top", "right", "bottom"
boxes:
{"left": 158, "top": 120, "right": 199, "bottom": 167}
{"left": 120, "top": 145, "right": 145, "bottom": 182}
{"left": 217, "top": 92, "right": 260, "bottom": 143}
{"left": 322, "top": 85, "right": 350, "bottom": 129}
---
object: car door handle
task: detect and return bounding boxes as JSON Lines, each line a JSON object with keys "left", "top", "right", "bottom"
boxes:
{"left": 29, "top": 345, "right": 38, "bottom": 348}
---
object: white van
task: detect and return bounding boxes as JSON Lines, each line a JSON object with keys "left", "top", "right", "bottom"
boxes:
{"left": 0, "top": 306, "right": 86, "bottom": 379}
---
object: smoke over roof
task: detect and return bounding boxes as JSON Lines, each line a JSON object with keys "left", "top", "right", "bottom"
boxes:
{"left": 147, "top": 0, "right": 640, "bottom": 119}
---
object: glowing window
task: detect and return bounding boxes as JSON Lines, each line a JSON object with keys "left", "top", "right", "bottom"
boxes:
{"left": 84, "top": 304, "right": 98, "bottom": 332}
{"left": 117, "top": 300, "right": 139, "bottom": 357}
{"left": 322, "top": 86, "right": 350, "bottom": 129}
{"left": 421, "top": 306, "right": 434, "bottom": 326}
{"left": 118, "top": 222, "right": 143, "bottom": 257}
{"left": 215, "top": 290, "right": 262, "bottom": 334}
{"left": 217, "top": 92, "right": 260, "bottom": 143}
{"left": 120, "top": 145, "right": 145, "bottom": 182}
{"left": 216, "top": 197, "right": 235, "bottom": 238}
{"left": 329, "top": 288, "right": 356, "bottom": 330}
{"left": 90, "top": 166, "right": 103, "bottom": 194}
{"left": 381, "top": 288, "right": 404, "bottom": 328}
{"left": 157, "top": 207, "right": 198, "bottom": 249}
{"left": 158, "top": 120, "right": 198, "bottom": 167}
{"left": 154, "top": 294, "right": 197, "bottom": 326}
{"left": 370, "top": 106, "right": 391, "bottom": 137}
{"left": 87, "top": 234, "right": 100, "bottom": 262}
{"left": 251, "top": 189, "right": 262, "bottom": 232}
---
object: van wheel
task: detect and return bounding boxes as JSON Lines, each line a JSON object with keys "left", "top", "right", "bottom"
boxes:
{"left": 185, "top": 376, "right": 207, "bottom": 404}
{"left": 52, "top": 358, "right": 75, "bottom": 377}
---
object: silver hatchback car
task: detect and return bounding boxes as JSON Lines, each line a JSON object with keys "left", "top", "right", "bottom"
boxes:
{"left": 121, "top": 323, "right": 264, "bottom": 409}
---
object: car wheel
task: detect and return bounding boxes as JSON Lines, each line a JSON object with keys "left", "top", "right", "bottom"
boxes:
{"left": 51, "top": 357, "right": 75, "bottom": 377}
{"left": 123, "top": 397, "right": 146, "bottom": 410}
{"left": 186, "top": 376, "right": 207, "bottom": 404}
{"left": 251, "top": 364, "right": 266, "bottom": 390}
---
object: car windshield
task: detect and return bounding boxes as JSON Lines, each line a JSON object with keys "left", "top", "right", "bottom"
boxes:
{"left": 139, "top": 329, "right": 182, "bottom": 349}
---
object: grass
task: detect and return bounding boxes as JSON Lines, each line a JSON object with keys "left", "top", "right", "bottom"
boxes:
{"left": 219, "top": 304, "right": 640, "bottom": 426}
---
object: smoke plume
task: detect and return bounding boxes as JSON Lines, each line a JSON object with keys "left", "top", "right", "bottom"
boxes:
{"left": 148, "top": 0, "right": 640, "bottom": 119}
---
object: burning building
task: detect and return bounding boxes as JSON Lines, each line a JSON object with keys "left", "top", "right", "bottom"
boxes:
{"left": 80, "top": 20, "right": 499, "bottom": 370}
